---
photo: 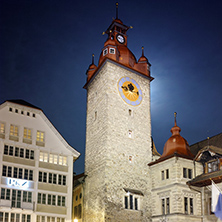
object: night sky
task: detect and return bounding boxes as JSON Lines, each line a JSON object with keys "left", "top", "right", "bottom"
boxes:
{"left": 1, "top": 0, "right": 222, "bottom": 174}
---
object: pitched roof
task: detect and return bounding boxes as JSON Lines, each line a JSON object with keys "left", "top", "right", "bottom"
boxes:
{"left": 190, "top": 133, "right": 222, "bottom": 156}
{"left": 6, "top": 99, "right": 41, "bottom": 110}
{"left": 187, "top": 170, "right": 222, "bottom": 187}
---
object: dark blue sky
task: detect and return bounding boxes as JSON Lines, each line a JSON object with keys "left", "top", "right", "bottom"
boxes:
{"left": 1, "top": 0, "right": 222, "bottom": 174}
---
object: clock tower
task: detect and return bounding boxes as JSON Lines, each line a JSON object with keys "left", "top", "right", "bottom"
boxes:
{"left": 83, "top": 5, "right": 153, "bottom": 221}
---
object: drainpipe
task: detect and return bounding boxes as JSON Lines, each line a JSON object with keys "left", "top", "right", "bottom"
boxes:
{"left": 188, "top": 185, "right": 203, "bottom": 222}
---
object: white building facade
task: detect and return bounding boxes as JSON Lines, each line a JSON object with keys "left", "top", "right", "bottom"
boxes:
{"left": 0, "top": 100, "right": 80, "bottom": 222}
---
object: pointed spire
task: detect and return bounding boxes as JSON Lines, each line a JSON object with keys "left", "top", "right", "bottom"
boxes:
{"left": 142, "top": 46, "right": 144, "bottom": 57}
{"left": 116, "top": 2, "right": 119, "bottom": 19}
{"left": 92, "top": 54, "right": 95, "bottom": 64}
{"left": 174, "top": 112, "right": 177, "bottom": 126}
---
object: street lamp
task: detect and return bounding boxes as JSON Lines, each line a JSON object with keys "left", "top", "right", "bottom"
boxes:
{"left": 74, "top": 219, "right": 78, "bottom": 222}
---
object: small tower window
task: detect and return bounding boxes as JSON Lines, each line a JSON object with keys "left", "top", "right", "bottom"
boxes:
{"left": 128, "top": 130, "right": 133, "bottom": 138}
{"left": 109, "top": 48, "right": 115, "bottom": 54}
{"left": 129, "top": 109, "right": 132, "bottom": 116}
{"left": 103, "top": 48, "right": 108, "bottom": 56}
{"left": 129, "top": 156, "right": 133, "bottom": 163}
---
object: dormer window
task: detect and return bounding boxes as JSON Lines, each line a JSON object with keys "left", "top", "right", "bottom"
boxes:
{"left": 110, "top": 48, "right": 115, "bottom": 54}
{"left": 103, "top": 48, "right": 108, "bottom": 56}
{"left": 207, "top": 159, "right": 219, "bottom": 173}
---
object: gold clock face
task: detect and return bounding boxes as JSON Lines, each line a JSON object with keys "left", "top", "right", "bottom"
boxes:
{"left": 118, "top": 77, "right": 142, "bottom": 106}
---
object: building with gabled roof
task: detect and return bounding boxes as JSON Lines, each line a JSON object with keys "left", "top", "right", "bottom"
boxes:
{"left": 0, "top": 100, "right": 80, "bottom": 222}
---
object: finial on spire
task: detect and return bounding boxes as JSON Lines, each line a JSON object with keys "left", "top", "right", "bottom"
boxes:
{"left": 142, "top": 46, "right": 144, "bottom": 56}
{"left": 116, "top": 2, "right": 119, "bottom": 19}
{"left": 174, "top": 112, "right": 177, "bottom": 126}
{"left": 92, "top": 54, "right": 95, "bottom": 64}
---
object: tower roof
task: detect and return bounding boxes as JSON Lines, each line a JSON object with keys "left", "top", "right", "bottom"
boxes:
{"left": 85, "top": 4, "right": 153, "bottom": 86}
{"left": 148, "top": 113, "right": 194, "bottom": 166}
{"left": 161, "top": 113, "right": 194, "bottom": 159}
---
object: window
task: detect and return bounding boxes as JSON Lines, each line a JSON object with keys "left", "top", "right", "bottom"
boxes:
{"left": 109, "top": 48, "right": 115, "bottom": 54}
{"left": 24, "top": 128, "right": 32, "bottom": 140}
{"left": 23, "top": 191, "right": 32, "bottom": 203}
{"left": 39, "top": 172, "right": 42, "bottom": 182}
{"left": 166, "top": 198, "right": 170, "bottom": 214}
{"left": 0, "top": 213, "right": 31, "bottom": 222}
{"left": 53, "top": 174, "right": 57, "bottom": 184}
{"left": 10, "top": 125, "right": 19, "bottom": 137}
{"left": 11, "top": 189, "right": 22, "bottom": 208}
{"left": 39, "top": 172, "right": 66, "bottom": 186}
{"left": 166, "top": 169, "right": 169, "bottom": 179}
{"left": 184, "top": 197, "right": 188, "bottom": 214}
{"left": 58, "top": 156, "right": 67, "bottom": 166}
{"left": 43, "top": 172, "right": 47, "bottom": 183}
{"left": 40, "top": 152, "right": 48, "bottom": 162}
{"left": 4, "top": 145, "right": 34, "bottom": 160}
{"left": 0, "top": 122, "right": 5, "bottom": 134}
{"left": 37, "top": 131, "right": 45, "bottom": 143}
{"left": 207, "top": 160, "right": 219, "bottom": 173}
{"left": 2, "top": 165, "right": 7, "bottom": 176}
{"left": 161, "top": 197, "right": 170, "bottom": 215}
{"left": 62, "top": 196, "right": 65, "bottom": 207}
{"left": 124, "top": 194, "right": 139, "bottom": 210}
{"left": 128, "top": 130, "right": 133, "bottom": 138}
{"left": 2, "top": 165, "right": 33, "bottom": 180}
{"left": 1, "top": 188, "right": 11, "bottom": 200}
{"left": 15, "top": 147, "right": 19, "bottom": 156}
{"left": 49, "top": 173, "right": 52, "bottom": 183}
{"left": 103, "top": 48, "right": 108, "bottom": 56}
{"left": 37, "top": 216, "right": 65, "bottom": 222}
{"left": 9, "top": 107, "right": 12, "bottom": 111}
{"left": 39, "top": 152, "right": 67, "bottom": 166}
{"left": 184, "top": 197, "right": 193, "bottom": 214}
{"left": 190, "top": 198, "right": 193, "bottom": 214}
{"left": 42, "top": 194, "right": 46, "bottom": 204}
{"left": 162, "top": 199, "right": 165, "bottom": 215}
{"left": 188, "top": 169, "right": 192, "bottom": 179}
{"left": 183, "top": 168, "right": 187, "bottom": 178}
{"left": 24, "top": 169, "right": 28, "bottom": 179}
{"left": 38, "top": 193, "right": 66, "bottom": 207}
{"left": 15, "top": 109, "right": 18, "bottom": 113}
{"left": 161, "top": 171, "right": 164, "bottom": 180}
{"left": 20, "top": 148, "right": 24, "bottom": 158}
{"left": 52, "top": 195, "right": 56, "bottom": 205}
{"left": 48, "top": 194, "right": 52, "bottom": 205}
{"left": 43, "top": 153, "right": 48, "bottom": 162}
{"left": 183, "top": 168, "right": 192, "bottom": 179}
{"left": 4, "top": 145, "right": 8, "bottom": 155}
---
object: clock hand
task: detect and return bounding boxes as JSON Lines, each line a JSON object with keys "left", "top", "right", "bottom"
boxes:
{"left": 121, "top": 86, "right": 128, "bottom": 91}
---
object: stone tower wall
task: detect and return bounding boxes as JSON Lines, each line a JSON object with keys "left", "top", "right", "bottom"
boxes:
{"left": 84, "top": 60, "right": 152, "bottom": 221}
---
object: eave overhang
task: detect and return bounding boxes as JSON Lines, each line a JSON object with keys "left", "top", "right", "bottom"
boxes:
{"left": 148, "top": 152, "right": 193, "bottom": 166}
{"left": 187, "top": 170, "right": 222, "bottom": 187}
{"left": 84, "top": 57, "right": 154, "bottom": 89}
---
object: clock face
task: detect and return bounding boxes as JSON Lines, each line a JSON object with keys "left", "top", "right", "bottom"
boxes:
{"left": 118, "top": 77, "right": 142, "bottom": 106}
{"left": 116, "top": 34, "right": 125, "bottom": 44}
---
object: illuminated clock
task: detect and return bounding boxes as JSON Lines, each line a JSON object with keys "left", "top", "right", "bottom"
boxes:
{"left": 116, "top": 34, "right": 125, "bottom": 44}
{"left": 118, "top": 77, "right": 142, "bottom": 106}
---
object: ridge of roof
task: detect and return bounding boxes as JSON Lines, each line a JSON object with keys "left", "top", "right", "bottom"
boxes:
{"left": 5, "top": 99, "right": 42, "bottom": 110}
{"left": 190, "top": 132, "right": 222, "bottom": 156}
